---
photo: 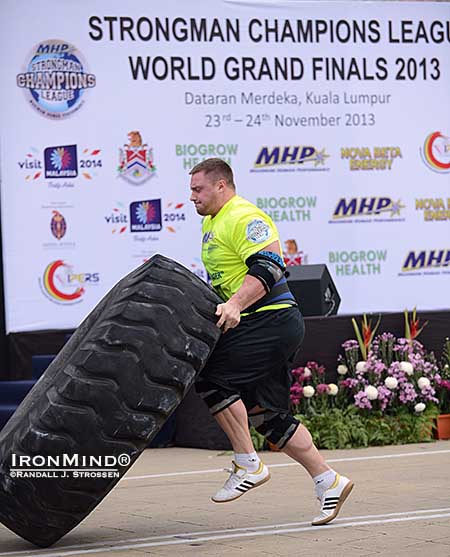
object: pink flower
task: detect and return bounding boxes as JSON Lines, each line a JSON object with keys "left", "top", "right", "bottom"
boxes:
{"left": 354, "top": 391, "right": 372, "bottom": 410}
{"left": 316, "top": 383, "right": 329, "bottom": 395}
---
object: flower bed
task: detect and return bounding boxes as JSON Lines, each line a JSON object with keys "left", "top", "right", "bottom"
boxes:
{"left": 251, "top": 312, "right": 450, "bottom": 451}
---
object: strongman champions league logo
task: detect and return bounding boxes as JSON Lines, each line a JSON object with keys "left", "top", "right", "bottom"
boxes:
{"left": 17, "top": 40, "right": 96, "bottom": 119}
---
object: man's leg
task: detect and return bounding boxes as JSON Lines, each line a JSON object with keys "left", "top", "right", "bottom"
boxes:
{"left": 210, "top": 399, "right": 270, "bottom": 502}
{"left": 282, "top": 423, "right": 329, "bottom": 477}
{"left": 214, "top": 398, "right": 255, "bottom": 453}
{"left": 283, "top": 425, "right": 354, "bottom": 525}
{"left": 249, "top": 407, "right": 354, "bottom": 526}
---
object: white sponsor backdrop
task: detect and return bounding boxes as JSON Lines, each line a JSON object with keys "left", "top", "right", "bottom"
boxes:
{"left": 0, "top": 0, "right": 449, "bottom": 332}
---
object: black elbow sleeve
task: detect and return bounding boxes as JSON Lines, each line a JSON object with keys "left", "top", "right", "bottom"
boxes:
{"left": 246, "top": 251, "right": 285, "bottom": 292}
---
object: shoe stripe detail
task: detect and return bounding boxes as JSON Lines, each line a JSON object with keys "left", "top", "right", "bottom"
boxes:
{"left": 235, "top": 487, "right": 248, "bottom": 493}
{"left": 231, "top": 460, "right": 247, "bottom": 472}
{"left": 254, "top": 462, "right": 265, "bottom": 475}
{"left": 328, "top": 473, "right": 340, "bottom": 490}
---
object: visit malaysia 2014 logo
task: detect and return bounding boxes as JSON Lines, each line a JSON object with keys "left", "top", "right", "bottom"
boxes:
{"left": 39, "top": 260, "right": 100, "bottom": 304}
{"left": 16, "top": 40, "right": 96, "bottom": 119}
{"left": 44, "top": 145, "right": 78, "bottom": 178}
{"left": 17, "top": 144, "right": 103, "bottom": 188}
{"left": 420, "top": 132, "right": 450, "bottom": 173}
{"left": 130, "top": 199, "right": 162, "bottom": 232}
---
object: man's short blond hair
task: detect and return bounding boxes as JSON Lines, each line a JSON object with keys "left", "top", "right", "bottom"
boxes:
{"left": 189, "top": 158, "right": 235, "bottom": 190}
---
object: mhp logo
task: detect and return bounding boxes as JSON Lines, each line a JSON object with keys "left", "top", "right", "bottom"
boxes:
{"left": 402, "top": 250, "right": 450, "bottom": 271}
{"left": 332, "top": 197, "right": 404, "bottom": 220}
{"left": 252, "top": 145, "right": 329, "bottom": 172}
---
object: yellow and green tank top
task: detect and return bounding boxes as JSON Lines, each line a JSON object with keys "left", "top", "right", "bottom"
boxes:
{"left": 201, "top": 195, "right": 296, "bottom": 314}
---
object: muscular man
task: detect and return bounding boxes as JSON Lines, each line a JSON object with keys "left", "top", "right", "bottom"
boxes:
{"left": 189, "top": 158, "right": 353, "bottom": 526}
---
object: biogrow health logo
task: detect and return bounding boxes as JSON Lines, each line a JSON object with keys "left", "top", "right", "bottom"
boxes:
{"left": 17, "top": 40, "right": 96, "bottom": 119}
{"left": 175, "top": 143, "right": 238, "bottom": 170}
{"left": 420, "top": 132, "right": 450, "bottom": 173}
{"left": 399, "top": 249, "right": 450, "bottom": 276}
{"left": 256, "top": 196, "right": 317, "bottom": 222}
{"left": 328, "top": 249, "right": 388, "bottom": 277}
{"left": 39, "top": 260, "right": 99, "bottom": 304}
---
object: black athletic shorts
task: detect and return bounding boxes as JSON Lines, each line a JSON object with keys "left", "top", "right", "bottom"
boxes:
{"left": 196, "top": 306, "right": 305, "bottom": 413}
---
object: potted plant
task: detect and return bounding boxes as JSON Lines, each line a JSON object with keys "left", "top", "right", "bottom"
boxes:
{"left": 435, "top": 337, "right": 450, "bottom": 440}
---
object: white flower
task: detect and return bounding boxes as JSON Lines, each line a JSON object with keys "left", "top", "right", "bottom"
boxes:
{"left": 414, "top": 402, "right": 426, "bottom": 413}
{"left": 364, "top": 385, "right": 379, "bottom": 400}
{"left": 418, "top": 377, "right": 431, "bottom": 390}
{"left": 303, "top": 385, "right": 315, "bottom": 398}
{"left": 328, "top": 383, "right": 339, "bottom": 396}
{"left": 384, "top": 377, "right": 398, "bottom": 390}
{"left": 303, "top": 367, "right": 312, "bottom": 378}
{"left": 337, "top": 365, "right": 348, "bottom": 375}
{"left": 400, "top": 361, "right": 414, "bottom": 376}
{"left": 356, "top": 361, "right": 367, "bottom": 372}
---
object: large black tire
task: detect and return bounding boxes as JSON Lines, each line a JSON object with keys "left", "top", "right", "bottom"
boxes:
{"left": 0, "top": 255, "right": 222, "bottom": 547}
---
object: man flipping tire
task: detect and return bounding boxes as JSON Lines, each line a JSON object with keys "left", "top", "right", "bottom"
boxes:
{"left": 189, "top": 158, "right": 354, "bottom": 526}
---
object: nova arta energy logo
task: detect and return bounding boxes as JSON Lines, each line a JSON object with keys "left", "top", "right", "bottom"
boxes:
{"left": 40, "top": 260, "right": 99, "bottom": 304}
{"left": 421, "top": 132, "right": 450, "bottom": 173}
{"left": 415, "top": 198, "right": 450, "bottom": 221}
{"left": 340, "top": 146, "right": 402, "bottom": 171}
{"left": 17, "top": 40, "right": 96, "bottom": 119}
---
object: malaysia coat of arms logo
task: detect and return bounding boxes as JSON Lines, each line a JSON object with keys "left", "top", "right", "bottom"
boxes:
{"left": 283, "top": 239, "right": 308, "bottom": 266}
{"left": 118, "top": 131, "right": 156, "bottom": 185}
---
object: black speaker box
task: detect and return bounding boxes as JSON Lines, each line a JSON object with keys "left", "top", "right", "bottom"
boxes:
{"left": 286, "top": 264, "right": 341, "bottom": 317}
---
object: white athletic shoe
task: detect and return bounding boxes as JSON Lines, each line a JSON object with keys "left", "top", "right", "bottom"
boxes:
{"left": 312, "top": 473, "right": 354, "bottom": 526}
{"left": 212, "top": 461, "right": 271, "bottom": 503}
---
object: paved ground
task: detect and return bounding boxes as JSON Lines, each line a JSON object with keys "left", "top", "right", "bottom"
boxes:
{"left": 1, "top": 441, "right": 450, "bottom": 556}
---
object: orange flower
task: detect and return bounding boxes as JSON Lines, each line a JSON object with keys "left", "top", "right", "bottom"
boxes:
{"left": 404, "top": 307, "right": 428, "bottom": 341}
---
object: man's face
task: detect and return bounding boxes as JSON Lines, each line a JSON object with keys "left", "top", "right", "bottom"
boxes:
{"left": 189, "top": 171, "right": 221, "bottom": 216}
